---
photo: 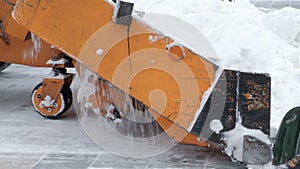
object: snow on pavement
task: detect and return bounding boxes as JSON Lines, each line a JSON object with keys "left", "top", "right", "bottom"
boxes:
{"left": 0, "top": 64, "right": 245, "bottom": 168}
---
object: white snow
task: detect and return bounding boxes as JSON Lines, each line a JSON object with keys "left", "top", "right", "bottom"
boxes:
{"left": 209, "top": 119, "right": 224, "bottom": 134}
{"left": 133, "top": 0, "right": 300, "bottom": 167}
{"left": 121, "top": 0, "right": 134, "bottom": 3}
{"left": 134, "top": 0, "right": 300, "bottom": 130}
{"left": 223, "top": 113, "right": 271, "bottom": 162}
{"left": 112, "top": 0, "right": 120, "bottom": 22}
{"left": 106, "top": 104, "right": 117, "bottom": 120}
{"left": 263, "top": 7, "right": 300, "bottom": 47}
{"left": 105, "top": 104, "right": 124, "bottom": 124}
{"left": 44, "top": 70, "right": 71, "bottom": 80}
{"left": 39, "top": 95, "right": 55, "bottom": 108}
{"left": 148, "top": 35, "right": 160, "bottom": 43}
{"left": 46, "top": 58, "right": 69, "bottom": 65}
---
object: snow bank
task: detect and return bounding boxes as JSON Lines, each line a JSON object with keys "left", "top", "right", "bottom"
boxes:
{"left": 264, "top": 7, "right": 300, "bottom": 47}
{"left": 133, "top": 0, "right": 300, "bottom": 167}
{"left": 134, "top": 0, "right": 300, "bottom": 130}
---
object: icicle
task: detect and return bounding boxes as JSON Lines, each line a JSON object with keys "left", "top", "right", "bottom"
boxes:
{"left": 23, "top": 33, "right": 41, "bottom": 62}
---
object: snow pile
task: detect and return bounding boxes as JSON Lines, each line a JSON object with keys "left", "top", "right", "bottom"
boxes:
{"left": 263, "top": 7, "right": 300, "bottom": 47}
{"left": 224, "top": 113, "right": 271, "bottom": 162}
{"left": 133, "top": 0, "right": 300, "bottom": 167}
{"left": 134, "top": 0, "right": 300, "bottom": 131}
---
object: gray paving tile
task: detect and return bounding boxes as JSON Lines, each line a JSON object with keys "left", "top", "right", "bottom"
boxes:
{"left": 1, "top": 65, "right": 248, "bottom": 169}
{"left": 33, "top": 153, "right": 98, "bottom": 169}
{"left": 91, "top": 145, "right": 247, "bottom": 169}
{"left": 0, "top": 152, "right": 44, "bottom": 169}
{"left": 91, "top": 161, "right": 148, "bottom": 169}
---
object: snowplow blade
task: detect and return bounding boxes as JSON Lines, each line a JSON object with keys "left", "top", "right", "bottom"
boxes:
{"left": 190, "top": 70, "right": 271, "bottom": 147}
{"left": 11, "top": 0, "right": 271, "bottom": 149}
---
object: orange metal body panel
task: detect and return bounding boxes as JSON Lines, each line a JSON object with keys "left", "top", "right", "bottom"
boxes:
{"left": 149, "top": 109, "right": 209, "bottom": 146}
{"left": 12, "top": 0, "right": 220, "bottom": 145}
{"left": 1, "top": 0, "right": 27, "bottom": 40}
{"left": 92, "top": 77, "right": 209, "bottom": 146}
{"left": 2, "top": 13, "right": 28, "bottom": 40}
{"left": 13, "top": 0, "right": 113, "bottom": 57}
{"left": 0, "top": 0, "right": 60, "bottom": 67}
{"left": 0, "top": 35, "right": 56, "bottom": 67}
{"left": 0, "top": 1, "right": 12, "bottom": 20}
{"left": 42, "top": 78, "right": 65, "bottom": 99}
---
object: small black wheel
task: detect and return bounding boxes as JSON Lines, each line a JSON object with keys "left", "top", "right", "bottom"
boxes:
{"left": 0, "top": 62, "right": 11, "bottom": 72}
{"left": 31, "top": 82, "right": 73, "bottom": 119}
{"left": 61, "top": 84, "right": 73, "bottom": 113}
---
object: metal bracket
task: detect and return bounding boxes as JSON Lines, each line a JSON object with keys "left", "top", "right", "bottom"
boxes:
{"left": 113, "top": 0, "right": 134, "bottom": 26}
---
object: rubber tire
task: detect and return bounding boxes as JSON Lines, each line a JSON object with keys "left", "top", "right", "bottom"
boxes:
{"left": 31, "top": 82, "right": 73, "bottom": 119}
{"left": 0, "top": 62, "right": 11, "bottom": 72}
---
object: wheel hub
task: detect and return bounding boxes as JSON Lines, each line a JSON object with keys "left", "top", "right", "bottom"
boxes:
{"left": 32, "top": 86, "right": 64, "bottom": 117}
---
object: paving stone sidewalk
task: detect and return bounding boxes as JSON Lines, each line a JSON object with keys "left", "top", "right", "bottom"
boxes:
{"left": 0, "top": 65, "right": 246, "bottom": 169}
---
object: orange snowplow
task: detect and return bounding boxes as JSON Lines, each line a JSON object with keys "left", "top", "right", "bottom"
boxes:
{"left": 0, "top": 0, "right": 271, "bottom": 155}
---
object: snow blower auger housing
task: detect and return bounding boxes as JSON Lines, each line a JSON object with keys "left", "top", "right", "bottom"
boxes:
{"left": 1, "top": 0, "right": 271, "bottom": 161}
